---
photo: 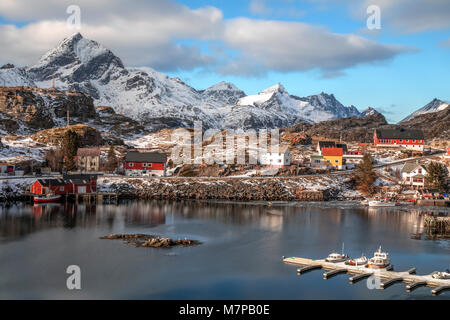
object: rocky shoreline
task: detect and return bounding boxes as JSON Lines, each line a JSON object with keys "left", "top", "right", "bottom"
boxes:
{"left": 100, "top": 234, "right": 201, "bottom": 248}
{"left": 98, "top": 175, "right": 361, "bottom": 202}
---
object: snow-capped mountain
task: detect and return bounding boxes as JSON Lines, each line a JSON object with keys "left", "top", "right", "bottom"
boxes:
{"left": 360, "top": 107, "right": 380, "bottom": 117}
{"left": 237, "top": 84, "right": 361, "bottom": 123}
{"left": 0, "top": 64, "right": 36, "bottom": 87}
{"left": 1, "top": 33, "right": 372, "bottom": 131}
{"left": 400, "top": 98, "right": 449, "bottom": 123}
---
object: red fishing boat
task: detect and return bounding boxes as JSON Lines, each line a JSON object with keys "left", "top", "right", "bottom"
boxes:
{"left": 33, "top": 193, "right": 61, "bottom": 203}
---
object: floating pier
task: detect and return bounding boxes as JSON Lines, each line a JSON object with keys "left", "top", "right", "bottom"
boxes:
{"left": 283, "top": 257, "right": 450, "bottom": 296}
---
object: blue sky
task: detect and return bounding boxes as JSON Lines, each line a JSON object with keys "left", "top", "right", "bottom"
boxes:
{"left": 172, "top": 0, "right": 450, "bottom": 122}
{"left": 0, "top": 0, "right": 449, "bottom": 122}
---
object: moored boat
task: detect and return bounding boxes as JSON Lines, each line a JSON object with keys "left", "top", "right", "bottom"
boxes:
{"left": 346, "top": 255, "right": 368, "bottom": 266}
{"left": 33, "top": 194, "right": 61, "bottom": 203}
{"left": 432, "top": 270, "right": 450, "bottom": 279}
{"left": 325, "top": 243, "right": 348, "bottom": 263}
{"left": 368, "top": 246, "right": 390, "bottom": 269}
{"left": 368, "top": 200, "right": 396, "bottom": 207}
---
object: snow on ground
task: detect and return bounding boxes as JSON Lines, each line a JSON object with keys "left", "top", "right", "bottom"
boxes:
{"left": 0, "top": 177, "right": 35, "bottom": 199}
{"left": 0, "top": 136, "right": 49, "bottom": 163}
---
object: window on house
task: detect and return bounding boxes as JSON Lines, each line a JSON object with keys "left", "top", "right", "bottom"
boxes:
{"left": 418, "top": 168, "right": 422, "bottom": 174}
{"left": 129, "top": 162, "right": 134, "bottom": 167}
{"left": 60, "top": 186, "right": 64, "bottom": 191}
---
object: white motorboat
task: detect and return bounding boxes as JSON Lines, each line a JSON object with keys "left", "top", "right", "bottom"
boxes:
{"left": 325, "top": 243, "right": 348, "bottom": 263}
{"left": 432, "top": 270, "right": 450, "bottom": 279}
{"left": 346, "top": 255, "right": 368, "bottom": 266}
{"left": 368, "top": 246, "right": 390, "bottom": 269}
{"left": 368, "top": 200, "right": 396, "bottom": 207}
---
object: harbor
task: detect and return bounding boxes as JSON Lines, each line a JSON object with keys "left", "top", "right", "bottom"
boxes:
{"left": 283, "top": 256, "right": 450, "bottom": 296}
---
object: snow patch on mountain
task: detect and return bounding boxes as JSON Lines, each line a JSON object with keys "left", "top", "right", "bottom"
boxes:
{"left": 401, "top": 98, "right": 449, "bottom": 122}
{"left": 1, "top": 33, "right": 385, "bottom": 131}
{"left": 0, "top": 65, "right": 36, "bottom": 87}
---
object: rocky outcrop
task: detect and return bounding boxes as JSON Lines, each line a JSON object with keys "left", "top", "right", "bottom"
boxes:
{"left": 100, "top": 233, "right": 201, "bottom": 248}
{"left": 31, "top": 124, "right": 103, "bottom": 146}
{"left": 94, "top": 105, "right": 144, "bottom": 137}
{"left": 0, "top": 86, "right": 96, "bottom": 131}
{"left": 283, "top": 113, "right": 389, "bottom": 143}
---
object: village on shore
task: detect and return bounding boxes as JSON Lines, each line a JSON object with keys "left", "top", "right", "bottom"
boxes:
{"left": 0, "top": 125, "right": 450, "bottom": 205}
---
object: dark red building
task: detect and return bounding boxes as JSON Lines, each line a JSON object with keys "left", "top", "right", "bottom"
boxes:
{"left": 30, "top": 174, "right": 98, "bottom": 195}
{"left": 123, "top": 151, "right": 167, "bottom": 176}
{"left": 374, "top": 128, "right": 424, "bottom": 151}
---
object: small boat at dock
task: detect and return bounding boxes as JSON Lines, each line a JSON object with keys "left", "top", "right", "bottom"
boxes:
{"left": 33, "top": 193, "right": 61, "bottom": 203}
{"left": 368, "top": 200, "right": 396, "bottom": 207}
{"left": 368, "top": 246, "right": 390, "bottom": 269}
{"left": 432, "top": 270, "right": 450, "bottom": 280}
{"left": 325, "top": 243, "right": 348, "bottom": 263}
{"left": 346, "top": 255, "right": 368, "bottom": 266}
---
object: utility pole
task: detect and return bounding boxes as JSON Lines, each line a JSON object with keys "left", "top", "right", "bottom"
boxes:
{"left": 67, "top": 107, "right": 70, "bottom": 127}
{"left": 52, "top": 73, "right": 55, "bottom": 89}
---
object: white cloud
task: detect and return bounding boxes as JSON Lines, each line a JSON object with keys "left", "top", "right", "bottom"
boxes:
{"left": 347, "top": 0, "right": 450, "bottom": 33}
{"left": 220, "top": 18, "right": 414, "bottom": 75}
{"left": 0, "top": 0, "right": 414, "bottom": 75}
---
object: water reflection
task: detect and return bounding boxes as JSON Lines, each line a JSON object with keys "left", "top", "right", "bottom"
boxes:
{"left": 1, "top": 201, "right": 449, "bottom": 244}
{"left": 0, "top": 200, "right": 449, "bottom": 299}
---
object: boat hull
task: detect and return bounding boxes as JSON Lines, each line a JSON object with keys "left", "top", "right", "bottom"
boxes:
{"left": 34, "top": 195, "right": 61, "bottom": 203}
{"left": 347, "top": 260, "right": 368, "bottom": 266}
{"left": 368, "top": 263, "right": 389, "bottom": 269}
{"left": 368, "top": 202, "right": 396, "bottom": 207}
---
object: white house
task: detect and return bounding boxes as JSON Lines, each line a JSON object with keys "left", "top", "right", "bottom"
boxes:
{"left": 401, "top": 162, "right": 427, "bottom": 188}
{"left": 260, "top": 146, "right": 291, "bottom": 167}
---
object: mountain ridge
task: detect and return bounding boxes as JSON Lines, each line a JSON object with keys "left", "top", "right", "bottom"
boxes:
{"left": 0, "top": 33, "right": 393, "bottom": 131}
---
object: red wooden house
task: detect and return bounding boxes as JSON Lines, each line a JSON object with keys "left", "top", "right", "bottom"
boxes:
{"left": 374, "top": 128, "right": 424, "bottom": 151}
{"left": 30, "top": 174, "right": 98, "bottom": 195}
{"left": 123, "top": 151, "right": 167, "bottom": 176}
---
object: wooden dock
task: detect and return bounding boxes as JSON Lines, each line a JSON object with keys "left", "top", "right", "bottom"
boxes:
{"left": 283, "top": 257, "right": 450, "bottom": 296}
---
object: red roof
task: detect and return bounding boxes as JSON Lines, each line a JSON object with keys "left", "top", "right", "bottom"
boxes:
{"left": 448, "top": 147, "right": 450, "bottom": 155}
{"left": 322, "top": 147, "right": 343, "bottom": 156}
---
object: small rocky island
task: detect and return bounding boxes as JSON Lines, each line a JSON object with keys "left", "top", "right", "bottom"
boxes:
{"left": 100, "top": 233, "right": 201, "bottom": 248}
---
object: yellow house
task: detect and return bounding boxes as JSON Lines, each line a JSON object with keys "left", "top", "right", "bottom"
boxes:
{"left": 321, "top": 147, "right": 344, "bottom": 169}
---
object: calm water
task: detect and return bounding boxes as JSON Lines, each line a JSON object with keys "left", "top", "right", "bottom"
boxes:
{"left": 0, "top": 200, "right": 449, "bottom": 300}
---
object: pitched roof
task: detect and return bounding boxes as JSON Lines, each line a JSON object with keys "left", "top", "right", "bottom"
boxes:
{"left": 401, "top": 162, "right": 425, "bottom": 173}
{"left": 37, "top": 178, "right": 67, "bottom": 186}
{"left": 318, "top": 141, "right": 336, "bottom": 149}
{"left": 375, "top": 128, "right": 424, "bottom": 140}
{"left": 124, "top": 151, "right": 167, "bottom": 163}
{"left": 322, "top": 147, "right": 343, "bottom": 156}
{"left": 77, "top": 147, "right": 100, "bottom": 157}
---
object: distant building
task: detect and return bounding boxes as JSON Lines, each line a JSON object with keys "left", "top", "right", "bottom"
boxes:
{"left": 0, "top": 163, "right": 15, "bottom": 176}
{"left": 343, "top": 150, "right": 364, "bottom": 168}
{"left": 76, "top": 148, "right": 100, "bottom": 172}
{"left": 260, "top": 146, "right": 291, "bottom": 168}
{"left": 321, "top": 147, "right": 345, "bottom": 170}
{"left": 401, "top": 162, "right": 427, "bottom": 188}
{"left": 373, "top": 128, "right": 424, "bottom": 151}
{"left": 310, "top": 155, "right": 325, "bottom": 168}
{"left": 123, "top": 151, "right": 167, "bottom": 176}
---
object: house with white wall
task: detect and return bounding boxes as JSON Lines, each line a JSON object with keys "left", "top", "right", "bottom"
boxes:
{"left": 401, "top": 162, "right": 428, "bottom": 188}
{"left": 260, "top": 146, "right": 290, "bottom": 168}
